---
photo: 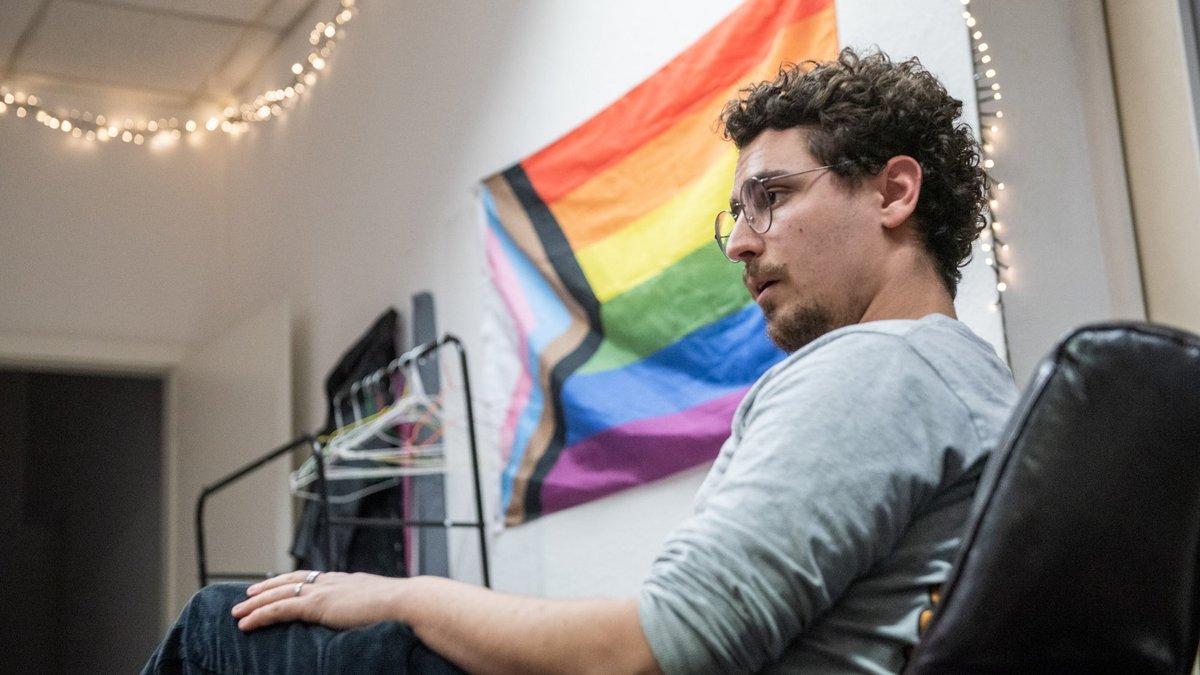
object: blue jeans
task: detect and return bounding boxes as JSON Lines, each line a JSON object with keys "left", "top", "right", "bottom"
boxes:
{"left": 141, "top": 583, "right": 465, "bottom": 674}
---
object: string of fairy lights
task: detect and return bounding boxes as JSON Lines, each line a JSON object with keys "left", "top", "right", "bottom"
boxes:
{"left": 962, "top": 0, "right": 1011, "bottom": 316}
{"left": 0, "top": 0, "right": 357, "bottom": 147}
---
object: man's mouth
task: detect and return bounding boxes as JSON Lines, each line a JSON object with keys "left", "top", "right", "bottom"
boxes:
{"left": 746, "top": 277, "right": 778, "bottom": 302}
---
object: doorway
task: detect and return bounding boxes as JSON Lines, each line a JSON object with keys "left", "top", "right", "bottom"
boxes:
{"left": 0, "top": 369, "right": 164, "bottom": 673}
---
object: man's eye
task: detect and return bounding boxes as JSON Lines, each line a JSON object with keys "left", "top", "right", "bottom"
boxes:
{"left": 766, "top": 190, "right": 783, "bottom": 206}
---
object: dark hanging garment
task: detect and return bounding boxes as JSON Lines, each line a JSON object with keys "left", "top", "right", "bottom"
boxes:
{"left": 290, "top": 307, "right": 408, "bottom": 576}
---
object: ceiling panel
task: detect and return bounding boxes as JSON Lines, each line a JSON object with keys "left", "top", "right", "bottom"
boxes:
{"left": 0, "top": 0, "right": 46, "bottom": 66}
{"left": 14, "top": 0, "right": 276, "bottom": 96}
{"left": 260, "top": 0, "right": 322, "bottom": 31}
{"left": 202, "top": 32, "right": 279, "bottom": 97}
{"left": 114, "top": 0, "right": 280, "bottom": 26}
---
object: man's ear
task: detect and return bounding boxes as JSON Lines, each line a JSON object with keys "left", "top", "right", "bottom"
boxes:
{"left": 878, "top": 155, "right": 922, "bottom": 229}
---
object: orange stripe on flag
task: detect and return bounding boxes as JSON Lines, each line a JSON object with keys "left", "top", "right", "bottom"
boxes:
{"left": 547, "top": 8, "right": 838, "bottom": 250}
{"left": 521, "top": 0, "right": 835, "bottom": 205}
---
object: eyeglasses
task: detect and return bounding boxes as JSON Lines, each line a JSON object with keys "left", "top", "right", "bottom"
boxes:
{"left": 713, "top": 162, "right": 843, "bottom": 261}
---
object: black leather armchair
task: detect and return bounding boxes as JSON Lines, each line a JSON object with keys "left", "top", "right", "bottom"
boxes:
{"left": 906, "top": 322, "right": 1200, "bottom": 674}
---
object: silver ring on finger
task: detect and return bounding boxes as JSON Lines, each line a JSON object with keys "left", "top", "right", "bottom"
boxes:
{"left": 305, "top": 570, "right": 322, "bottom": 584}
{"left": 293, "top": 581, "right": 304, "bottom": 597}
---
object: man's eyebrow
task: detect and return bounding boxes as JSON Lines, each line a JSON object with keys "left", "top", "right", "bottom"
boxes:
{"left": 752, "top": 169, "right": 791, "bottom": 180}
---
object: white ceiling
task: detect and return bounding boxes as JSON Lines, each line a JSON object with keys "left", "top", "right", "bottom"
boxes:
{"left": 0, "top": 0, "right": 330, "bottom": 112}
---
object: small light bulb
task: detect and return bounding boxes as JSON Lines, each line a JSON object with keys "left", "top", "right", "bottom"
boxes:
{"left": 989, "top": 199, "right": 998, "bottom": 209}
{"left": 993, "top": 92, "right": 1002, "bottom": 101}
{"left": 16, "top": 107, "right": 26, "bottom": 118}
{"left": 996, "top": 110, "right": 1004, "bottom": 119}
{"left": 991, "top": 83, "right": 1001, "bottom": 91}
{"left": 96, "top": 114, "right": 106, "bottom": 125}
{"left": 85, "top": 129, "right": 95, "bottom": 140}
{"left": 996, "top": 281, "right": 1008, "bottom": 292}
{"left": 997, "top": 182, "right": 1006, "bottom": 190}
{"left": 292, "top": 63, "right": 304, "bottom": 75}
{"left": 981, "top": 243, "right": 993, "bottom": 252}
{"left": 134, "top": 133, "right": 144, "bottom": 145}
{"left": 985, "top": 68, "right": 996, "bottom": 78}
{"left": 982, "top": 54, "right": 992, "bottom": 64}
{"left": 973, "top": 31, "right": 983, "bottom": 40}
{"left": 62, "top": 120, "right": 72, "bottom": 131}
{"left": 206, "top": 117, "right": 219, "bottom": 131}
{"left": 992, "top": 221, "right": 1004, "bottom": 232}
{"left": 185, "top": 120, "right": 197, "bottom": 132}
{"left": 325, "top": 25, "right": 336, "bottom": 38}
{"left": 990, "top": 124, "right": 998, "bottom": 133}
{"left": 984, "top": 159, "right": 995, "bottom": 168}
{"left": 72, "top": 127, "right": 82, "bottom": 138}
{"left": 966, "top": 17, "right": 976, "bottom": 27}
{"left": 122, "top": 130, "right": 133, "bottom": 142}
{"left": 985, "top": 258, "right": 995, "bottom": 266}
{"left": 1001, "top": 243, "right": 1010, "bottom": 252}
{"left": 27, "top": 94, "right": 38, "bottom": 106}
{"left": 98, "top": 128, "right": 109, "bottom": 140}
{"left": 978, "top": 43, "right": 989, "bottom": 52}
{"left": 983, "top": 144, "right": 994, "bottom": 153}
{"left": 147, "top": 120, "right": 158, "bottom": 132}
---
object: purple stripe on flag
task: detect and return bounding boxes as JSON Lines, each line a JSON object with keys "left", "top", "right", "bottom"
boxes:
{"left": 539, "top": 389, "right": 748, "bottom": 513}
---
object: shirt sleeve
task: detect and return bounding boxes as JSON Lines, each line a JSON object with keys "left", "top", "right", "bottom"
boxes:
{"left": 637, "top": 331, "right": 970, "bottom": 674}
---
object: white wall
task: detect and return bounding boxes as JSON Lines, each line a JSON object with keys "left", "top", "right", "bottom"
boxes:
{"left": 969, "top": 0, "right": 1146, "bottom": 384}
{"left": 0, "top": 0, "right": 1147, "bottom": 608}
{"left": 0, "top": 112, "right": 228, "bottom": 347}
{"left": 1105, "top": 0, "right": 1200, "bottom": 336}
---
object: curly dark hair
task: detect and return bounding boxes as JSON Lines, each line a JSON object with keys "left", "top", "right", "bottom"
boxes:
{"left": 719, "top": 47, "right": 988, "bottom": 296}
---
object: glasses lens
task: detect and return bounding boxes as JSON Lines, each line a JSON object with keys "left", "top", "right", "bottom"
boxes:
{"left": 715, "top": 211, "right": 736, "bottom": 259}
{"left": 742, "top": 180, "right": 772, "bottom": 233}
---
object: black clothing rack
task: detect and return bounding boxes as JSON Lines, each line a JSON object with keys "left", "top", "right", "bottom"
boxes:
{"left": 196, "top": 334, "right": 490, "bottom": 588}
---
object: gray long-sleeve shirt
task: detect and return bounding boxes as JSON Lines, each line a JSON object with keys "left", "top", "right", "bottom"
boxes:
{"left": 638, "top": 314, "right": 1018, "bottom": 674}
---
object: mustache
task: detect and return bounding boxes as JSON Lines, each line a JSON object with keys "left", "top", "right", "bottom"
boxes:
{"left": 743, "top": 261, "right": 789, "bottom": 286}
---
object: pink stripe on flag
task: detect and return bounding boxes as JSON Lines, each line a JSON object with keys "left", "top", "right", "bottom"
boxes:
{"left": 486, "top": 227, "right": 534, "bottom": 461}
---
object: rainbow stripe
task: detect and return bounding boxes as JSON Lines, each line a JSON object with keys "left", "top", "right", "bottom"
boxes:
{"left": 483, "top": 0, "right": 838, "bottom": 524}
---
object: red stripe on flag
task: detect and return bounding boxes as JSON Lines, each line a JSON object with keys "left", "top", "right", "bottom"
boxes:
{"left": 521, "top": 0, "right": 835, "bottom": 205}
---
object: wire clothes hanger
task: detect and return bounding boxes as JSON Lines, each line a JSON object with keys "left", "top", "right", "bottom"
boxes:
{"left": 288, "top": 340, "right": 461, "bottom": 504}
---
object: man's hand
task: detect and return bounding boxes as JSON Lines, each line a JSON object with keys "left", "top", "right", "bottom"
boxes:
{"left": 230, "top": 570, "right": 662, "bottom": 675}
{"left": 233, "top": 570, "right": 404, "bottom": 631}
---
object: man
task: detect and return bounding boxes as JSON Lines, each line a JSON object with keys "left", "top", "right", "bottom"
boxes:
{"left": 144, "top": 48, "right": 1017, "bottom": 674}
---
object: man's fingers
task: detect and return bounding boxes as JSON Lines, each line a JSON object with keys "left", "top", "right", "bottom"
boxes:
{"left": 247, "top": 569, "right": 314, "bottom": 596}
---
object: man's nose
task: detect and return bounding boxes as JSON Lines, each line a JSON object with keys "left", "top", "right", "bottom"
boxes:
{"left": 723, "top": 215, "right": 763, "bottom": 261}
